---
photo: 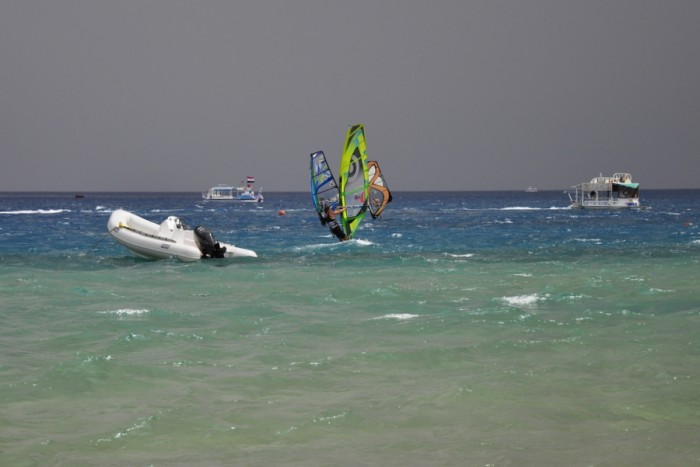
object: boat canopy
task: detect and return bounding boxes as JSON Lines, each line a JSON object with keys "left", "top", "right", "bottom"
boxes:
{"left": 613, "top": 182, "right": 639, "bottom": 189}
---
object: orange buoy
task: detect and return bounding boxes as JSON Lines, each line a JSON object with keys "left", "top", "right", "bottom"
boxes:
{"left": 278, "top": 210, "right": 286, "bottom": 216}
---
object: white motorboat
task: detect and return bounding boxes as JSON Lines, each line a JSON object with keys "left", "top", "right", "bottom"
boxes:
{"left": 568, "top": 172, "right": 641, "bottom": 208}
{"left": 202, "top": 176, "right": 263, "bottom": 202}
{"left": 107, "top": 209, "right": 257, "bottom": 261}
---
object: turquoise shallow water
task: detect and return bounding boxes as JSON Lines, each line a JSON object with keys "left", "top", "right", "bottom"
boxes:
{"left": 1, "top": 191, "right": 699, "bottom": 465}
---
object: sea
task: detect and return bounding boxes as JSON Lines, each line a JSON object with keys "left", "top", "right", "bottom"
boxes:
{"left": 1, "top": 190, "right": 699, "bottom": 466}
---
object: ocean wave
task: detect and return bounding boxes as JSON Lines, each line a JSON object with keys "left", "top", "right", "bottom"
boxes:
{"left": 500, "top": 206, "right": 569, "bottom": 211}
{"left": 500, "top": 206, "right": 542, "bottom": 211}
{"left": 500, "top": 293, "right": 548, "bottom": 307}
{"left": 98, "top": 308, "right": 150, "bottom": 316}
{"left": 383, "top": 313, "right": 419, "bottom": 320}
{"left": 460, "top": 206, "right": 569, "bottom": 211}
{"left": 352, "top": 238, "right": 373, "bottom": 246}
{"left": 293, "top": 241, "right": 337, "bottom": 252}
{"left": 371, "top": 313, "right": 419, "bottom": 320}
{"left": 149, "top": 208, "right": 181, "bottom": 213}
{"left": 0, "top": 209, "right": 70, "bottom": 215}
{"left": 573, "top": 237, "right": 602, "bottom": 243}
{"left": 648, "top": 287, "right": 676, "bottom": 294}
{"left": 95, "top": 415, "right": 157, "bottom": 444}
{"left": 294, "top": 237, "right": 373, "bottom": 251}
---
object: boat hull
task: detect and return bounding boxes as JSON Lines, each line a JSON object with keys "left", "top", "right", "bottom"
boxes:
{"left": 571, "top": 198, "right": 641, "bottom": 209}
{"left": 108, "top": 210, "right": 256, "bottom": 261}
{"left": 202, "top": 196, "right": 263, "bottom": 203}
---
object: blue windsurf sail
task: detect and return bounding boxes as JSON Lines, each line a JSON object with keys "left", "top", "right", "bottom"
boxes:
{"left": 310, "top": 151, "right": 340, "bottom": 224}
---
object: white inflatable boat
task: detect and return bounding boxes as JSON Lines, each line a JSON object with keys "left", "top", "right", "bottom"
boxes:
{"left": 107, "top": 209, "right": 257, "bottom": 261}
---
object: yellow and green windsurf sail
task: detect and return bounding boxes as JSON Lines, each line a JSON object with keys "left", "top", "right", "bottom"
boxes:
{"left": 339, "top": 124, "right": 370, "bottom": 238}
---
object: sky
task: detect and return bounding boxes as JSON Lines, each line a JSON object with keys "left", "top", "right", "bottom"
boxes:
{"left": 1, "top": 1, "right": 699, "bottom": 192}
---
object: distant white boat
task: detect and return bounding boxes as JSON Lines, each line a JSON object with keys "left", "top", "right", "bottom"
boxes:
{"left": 108, "top": 209, "right": 257, "bottom": 261}
{"left": 202, "top": 176, "right": 263, "bottom": 202}
{"left": 568, "top": 172, "right": 641, "bottom": 208}
{"left": 525, "top": 186, "right": 538, "bottom": 192}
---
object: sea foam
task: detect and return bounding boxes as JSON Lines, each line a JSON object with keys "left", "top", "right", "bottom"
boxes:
{"left": 500, "top": 294, "right": 547, "bottom": 307}
{"left": 99, "top": 308, "right": 150, "bottom": 316}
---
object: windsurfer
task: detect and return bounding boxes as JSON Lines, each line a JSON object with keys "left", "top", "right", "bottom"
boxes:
{"left": 323, "top": 205, "right": 349, "bottom": 241}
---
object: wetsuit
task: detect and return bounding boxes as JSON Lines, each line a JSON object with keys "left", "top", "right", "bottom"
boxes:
{"left": 327, "top": 216, "right": 346, "bottom": 241}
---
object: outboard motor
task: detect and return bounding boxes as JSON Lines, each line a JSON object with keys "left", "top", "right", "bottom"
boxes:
{"left": 194, "top": 226, "right": 227, "bottom": 258}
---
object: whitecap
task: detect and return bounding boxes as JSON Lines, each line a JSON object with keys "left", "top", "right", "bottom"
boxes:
{"left": 294, "top": 237, "right": 372, "bottom": 251}
{"left": 313, "top": 412, "right": 347, "bottom": 423}
{"left": 294, "top": 242, "right": 341, "bottom": 252}
{"left": 350, "top": 238, "right": 373, "bottom": 246}
{"left": 573, "top": 237, "right": 602, "bottom": 243}
{"left": 562, "top": 293, "right": 586, "bottom": 300}
{"left": 0, "top": 209, "right": 69, "bottom": 215}
{"left": 99, "top": 308, "right": 150, "bottom": 316}
{"left": 649, "top": 288, "right": 676, "bottom": 294}
{"left": 99, "top": 415, "right": 156, "bottom": 443}
{"left": 149, "top": 208, "right": 179, "bottom": 213}
{"left": 446, "top": 253, "right": 474, "bottom": 258}
{"left": 371, "top": 313, "right": 419, "bottom": 320}
{"left": 500, "top": 294, "right": 547, "bottom": 307}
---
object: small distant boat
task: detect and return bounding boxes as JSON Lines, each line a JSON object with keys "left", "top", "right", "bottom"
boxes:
{"left": 568, "top": 172, "right": 641, "bottom": 208}
{"left": 107, "top": 209, "right": 257, "bottom": 261}
{"left": 75, "top": 194, "right": 85, "bottom": 199}
{"left": 202, "top": 176, "right": 263, "bottom": 202}
{"left": 525, "top": 186, "right": 538, "bottom": 193}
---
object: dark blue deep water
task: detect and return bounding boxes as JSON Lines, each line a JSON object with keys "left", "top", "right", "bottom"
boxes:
{"left": 1, "top": 190, "right": 699, "bottom": 465}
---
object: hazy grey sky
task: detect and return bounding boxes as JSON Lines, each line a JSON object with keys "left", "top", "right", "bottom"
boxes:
{"left": 1, "top": 1, "right": 698, "bottom": 192}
